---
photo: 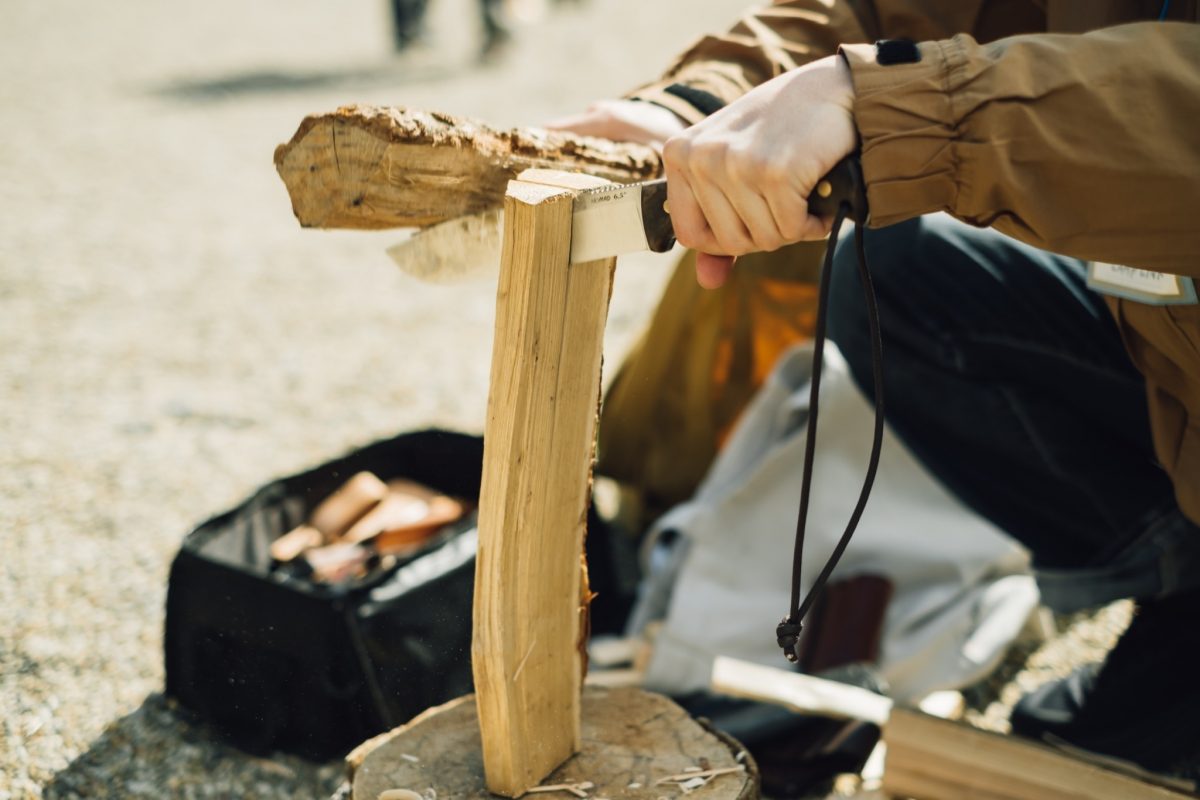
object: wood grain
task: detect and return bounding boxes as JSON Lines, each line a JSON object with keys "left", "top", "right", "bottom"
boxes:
{"left": 348, "top": 688, "right": 759, "bottom": 800}
{"left": 273, "top": 105, "right": 661, "bottom": 230}
{"left": 469, "top": 170, "right": 616, "bottom": 797}
{"left": 882, "top": 708, "right": 1194, "bottom": 800}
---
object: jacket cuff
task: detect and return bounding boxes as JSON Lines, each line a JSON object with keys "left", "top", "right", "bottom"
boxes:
{"left": 630, "top": 88, "right": 710, "bottom": 126}
{"left": 839, "top": 39, "right": 964, "bottom": 227}
{"left": 627, "top": 58, "right": 758, "bottom": 125}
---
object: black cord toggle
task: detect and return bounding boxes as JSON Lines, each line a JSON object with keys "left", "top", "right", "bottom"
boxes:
{"left": 776, "top": 617, "right": 804, "bottom": 662}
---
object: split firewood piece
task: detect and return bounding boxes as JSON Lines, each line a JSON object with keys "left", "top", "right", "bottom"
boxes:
{"left": 341, "top": 479, "right": 466, "bottom": 553}
{"left": 471, "top": 171, "right": 617, "bottom": 797}
{"left": 304, "top": 541, "right": 378, "bottom": 584}
{"left": 273, "top": 105, "right": 661, "bottom": 230}
{"left": 710, "top": 656, "right": 893, "bottom": 726}
{"left": 309, "top": 471, "right": 389, "bottom": 539}
{"left": 884, "top": 707, "right": 1196, "bottom": 800}
{"left": 269, "top": 524, "right": 323, "bottom": 562}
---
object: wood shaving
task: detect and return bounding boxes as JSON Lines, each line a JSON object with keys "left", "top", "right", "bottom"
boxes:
{"left": 655, "top": 766, "right": 745, "bottom": 787}
{"left": 400, "top": 753, "right": 419, "bottom": 763}
{"left": 525, "top": 781, "right": 594, "bottom": 798}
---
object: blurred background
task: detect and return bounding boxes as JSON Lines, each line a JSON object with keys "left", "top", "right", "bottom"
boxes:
{"left": 0, "top": 0, "right": 747, "bottom": 796}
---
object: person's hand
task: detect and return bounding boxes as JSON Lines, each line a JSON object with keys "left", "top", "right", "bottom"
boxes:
{"left": 545, "top": 99, "right": 687, "bottom": 148}
{"left": 661, "top": 55, "right": 857, "bottom": 289}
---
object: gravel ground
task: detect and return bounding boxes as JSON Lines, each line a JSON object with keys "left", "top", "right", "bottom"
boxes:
{"left": 0, "top": 2, "right": 1133, "bottom": 798}
{"left": 1, "top": 1, "right": 744, "bottom": 796}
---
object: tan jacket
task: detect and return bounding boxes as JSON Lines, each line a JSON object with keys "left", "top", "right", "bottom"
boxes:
{"left": 630, "top": 1, "right": 1200, "bottom": 524}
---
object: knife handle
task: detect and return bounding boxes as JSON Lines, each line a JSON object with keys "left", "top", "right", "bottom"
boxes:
{"left": 640, "top": 179, "right": 677, "bottom": 254}
{"left": 807, "top": 156, "right": 868, "bottom": 225}
{"left": 641, "top": 154, "right": 867, "bottom": 255}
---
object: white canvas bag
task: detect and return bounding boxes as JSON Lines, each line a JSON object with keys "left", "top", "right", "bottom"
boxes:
{"left": 628, "top": 342, "right": 1039, "bottom": 701}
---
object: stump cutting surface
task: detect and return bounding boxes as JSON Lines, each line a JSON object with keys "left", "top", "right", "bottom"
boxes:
{"left": 350, "top": 688, "right": 758, "bottom": 800}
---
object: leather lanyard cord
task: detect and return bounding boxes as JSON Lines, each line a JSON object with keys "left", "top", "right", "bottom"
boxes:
{"left": 776, "top": 189, "right": 886, "bottom": 663}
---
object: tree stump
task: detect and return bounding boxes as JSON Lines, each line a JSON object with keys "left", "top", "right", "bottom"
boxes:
{"left": 346, "top": 687, "right": 759, "bottom": 800}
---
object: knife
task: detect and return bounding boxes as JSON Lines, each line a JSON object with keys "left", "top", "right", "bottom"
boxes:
{"left": 387, "top": 157, "right": 865, "bottom": 282}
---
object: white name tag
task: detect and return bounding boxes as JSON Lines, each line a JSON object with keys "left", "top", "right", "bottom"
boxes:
{"left": 1087, "top": 262, "right": 1197, "bottom": 305}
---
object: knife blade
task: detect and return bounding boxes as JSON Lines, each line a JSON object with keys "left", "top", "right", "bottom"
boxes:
{"left": 569, "top": 179, "right": 675, "bottom": 264}
{"left": 387, "top": 157, "right": 865, "bottom": 282}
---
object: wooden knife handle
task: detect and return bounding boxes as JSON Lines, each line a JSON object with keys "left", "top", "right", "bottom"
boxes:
{"left": 642, "top": 154, "right": 867, "bottom": 253}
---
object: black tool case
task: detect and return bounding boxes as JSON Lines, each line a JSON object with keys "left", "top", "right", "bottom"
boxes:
{"left": 163, "top": 429, "right": 484, "bottom": 760}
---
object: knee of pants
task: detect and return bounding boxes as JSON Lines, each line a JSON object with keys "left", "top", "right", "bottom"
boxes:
{"left": 826, "top": 218, "right": 924, "bottom": 374}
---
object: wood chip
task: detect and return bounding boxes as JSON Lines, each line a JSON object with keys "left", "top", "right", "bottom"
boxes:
{"left": 525, "top": 782, "right": 594, "bottom": 798}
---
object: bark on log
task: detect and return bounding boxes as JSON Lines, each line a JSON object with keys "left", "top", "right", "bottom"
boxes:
{"left": 273, "top": 105, "right": 662, "bottom": 230}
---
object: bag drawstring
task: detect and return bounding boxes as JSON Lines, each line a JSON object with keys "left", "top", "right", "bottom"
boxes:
{"left": 777, "top": 159, "right": 885, "bottom": 663}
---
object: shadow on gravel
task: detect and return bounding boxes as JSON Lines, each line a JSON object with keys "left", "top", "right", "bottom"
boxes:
{"left": 43, "top": 693, "right": 342, "bottom": 799}
{"left": 149, "top": 62, "right": 463, "bottom": 103}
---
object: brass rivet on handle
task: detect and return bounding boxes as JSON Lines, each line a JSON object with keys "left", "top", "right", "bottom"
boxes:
{"left": 816, "top": 180, "right": 833, "bottom": 198}
{"left": 663, "top": 199, "right": 671, "bottom": 215}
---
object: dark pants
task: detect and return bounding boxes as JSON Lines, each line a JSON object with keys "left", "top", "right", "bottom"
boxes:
{"left": 827, "top": 215, "right": 1200, "bottom": 612}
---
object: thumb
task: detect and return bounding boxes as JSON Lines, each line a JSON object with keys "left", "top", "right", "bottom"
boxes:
{"left": 696, "top": 252, "right": 736, "bottom": 289}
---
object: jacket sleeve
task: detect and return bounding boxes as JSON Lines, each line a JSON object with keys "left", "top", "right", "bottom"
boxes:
{"left": 841, "top": 22, "right": 1200, "bottom": 275}
{"left": 627, "top": 1, "right": 993, "bottom": 124}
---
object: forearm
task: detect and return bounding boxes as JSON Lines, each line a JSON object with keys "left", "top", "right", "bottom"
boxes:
{"left": 627, "top": 0, "right": 993, "bottom": 123}
{"left": 843, "top": 22, "right": 1200, "bottom": 275}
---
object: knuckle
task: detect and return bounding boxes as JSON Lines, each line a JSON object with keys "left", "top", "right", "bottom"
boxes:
{"left": 730, "top": 150, "right": 785, "bottom": 184}
{"left": 673, "top": 218, "right": 708, "bottom": 251}
{"left": 722, "top": 228, "right": 755, "bottom": 256}
{"left": 693, "top": 140, "right": 728, "bottom": 175}
{"left": 753, "top": 231, "right": 784, "bottom": 253}
{"left": 661, "top": 136, "right": 691, "bottom": 169}
{"left": 777, "top": 209, "right": 807, "bottom": 240}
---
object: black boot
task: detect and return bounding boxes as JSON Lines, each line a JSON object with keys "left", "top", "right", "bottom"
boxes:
{"left": 1011, "top": 590, "right": 1200, "bottom": 775}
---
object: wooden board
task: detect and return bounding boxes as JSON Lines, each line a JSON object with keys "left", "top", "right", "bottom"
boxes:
{"left": 274, "top": 106, "right": 661, "bottom": 230}
{"left": 882, "top": 708, "right": 1196, "bottom": 800}
{"left": 347, "top": 687, "right": 759, "bottom": 800}
{"left": 470, "top": 170, "right": 616, "bottom": 797}
{"left": 710, "top": 655, "right": 893, "bottom": 726}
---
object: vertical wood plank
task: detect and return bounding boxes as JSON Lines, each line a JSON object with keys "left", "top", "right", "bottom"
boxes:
{"left": 472, "top": 172, "right": 616, "bottom": 797}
